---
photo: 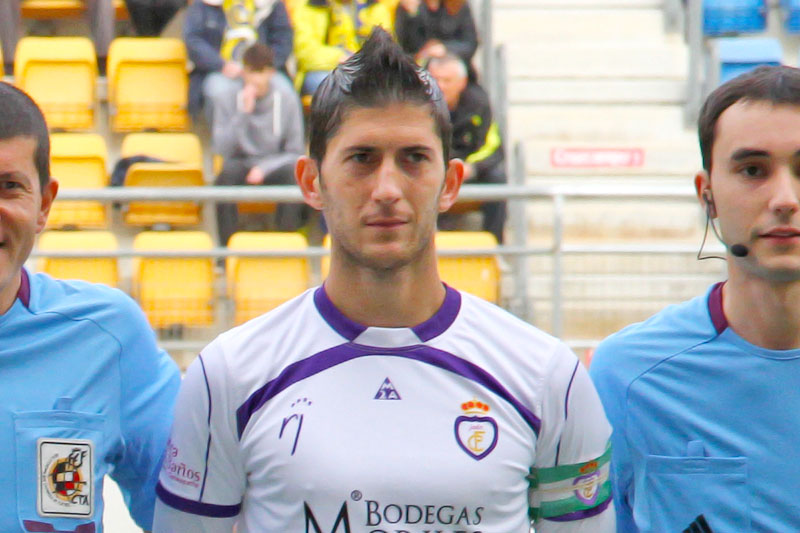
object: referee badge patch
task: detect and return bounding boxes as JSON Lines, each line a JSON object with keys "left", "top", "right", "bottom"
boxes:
{"left": 37, "top": 439, "right": 94, "bottom": 518}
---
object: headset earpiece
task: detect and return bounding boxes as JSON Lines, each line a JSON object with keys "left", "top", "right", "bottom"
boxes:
{"left": 703, "top": 190, "right": 717, "bottom": 218}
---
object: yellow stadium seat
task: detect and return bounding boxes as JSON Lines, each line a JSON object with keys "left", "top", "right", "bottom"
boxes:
{"left": 321, "top": 233, "right": 331, "bottom": 279}
{"left": 20, "top": 0, "right": 127, "bottom": 19}
{"left": 132, "top": 231, "right": 215, "bottom": 329}
{"left": 226, "top": 232, "right": 310, "bottom": 325}
{"left": 120, "top": 133, "right": 204, "bottom": 227}
{"left": 107, "top": 37, "right": 189, "bottom": 132}
{"left": 47, "top": 133, "right": 108, "bottom": 229}
{"left": 14, "top": 36, "right": 96, "bottom": 130}
{"left": 37, "top": 230, "right": 119, "bottom": 287}
{"left": 436, "top": 231, "right": 500, "bottom": 303}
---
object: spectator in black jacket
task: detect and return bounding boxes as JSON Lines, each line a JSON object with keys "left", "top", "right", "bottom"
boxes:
{"left": 395, "top": 0, "right": 477, "bottom": 66}
{"left": 428, "top": 53, "right": 506, "bottom": 243}
{"left": 183, "top": 0, "right": 293, "bottom": 120}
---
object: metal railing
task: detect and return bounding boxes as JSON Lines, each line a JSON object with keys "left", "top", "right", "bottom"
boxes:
{"left": 38, "top": 168, "right": 726, "bottom": 341}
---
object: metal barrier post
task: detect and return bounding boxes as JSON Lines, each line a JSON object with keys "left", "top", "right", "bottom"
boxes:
{"left": 509, "top": 142, "right": 530, "bottom": 322}
{"left": 481, "top": 0, "right": 493, "bottom": 85}
{"left": 494, "top": 45, "right": 509, "bottom": 154}
{"left": 685, "top": 0, "right": 704, "bottom": 126}
{"left": 552, "top": 192, "right": 565, "bottom": 338}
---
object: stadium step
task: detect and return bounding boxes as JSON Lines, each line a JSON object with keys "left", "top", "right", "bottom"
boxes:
{"left": 493, "top": 7, "right": 668, "bottom": 44}
{"left": 510, "top": 78, "right": 686, "bottom": 105}
{"left": 506, "top": 42, "right": 687, "bottom": 79}
{"left": 508, "top": 104, "right": 686, "bottom": 143}
{"left": 521, "top": 138, "right": 701, "bottom": 176}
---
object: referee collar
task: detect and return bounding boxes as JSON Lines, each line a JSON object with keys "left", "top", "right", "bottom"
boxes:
{"left": 708, "top": 281, "right": 727, "bottom": 334}
{"left": 16, "top": 268, "right": 31, "bottom": 309}
{"left": 314, "top": 283, "right": 461, "bottom": 343}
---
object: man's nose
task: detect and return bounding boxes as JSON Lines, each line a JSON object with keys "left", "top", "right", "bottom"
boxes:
{"left": 768, "top": 167, "right": 800, "bottom": 217}
{"left": 371, "top": 160, "right": 402, "bottom": 204}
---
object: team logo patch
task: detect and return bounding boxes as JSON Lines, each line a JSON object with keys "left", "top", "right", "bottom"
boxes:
{"left": 37, "top": 439, "right": 93, "bottom": 518}
{"left": 454, "top": 399, "right": 498, "bottom": 461}
{"left": 573, "top": 470, "right": 601, "bottom": 506}
{"left": 374, "top": 378, "right": 401, "bottom": 400}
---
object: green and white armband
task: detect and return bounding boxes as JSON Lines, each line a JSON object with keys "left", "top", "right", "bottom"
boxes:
{"left": 529, "top": 441, "right": 612, "bottom": 522}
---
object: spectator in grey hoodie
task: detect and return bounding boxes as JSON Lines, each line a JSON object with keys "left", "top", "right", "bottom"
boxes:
{"left": 211, "top": 42, "right": 305, "bottom": 246}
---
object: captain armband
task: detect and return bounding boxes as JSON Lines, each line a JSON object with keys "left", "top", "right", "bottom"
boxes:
{"left": 529, "top": 441, "right": 612, "bottom": 522}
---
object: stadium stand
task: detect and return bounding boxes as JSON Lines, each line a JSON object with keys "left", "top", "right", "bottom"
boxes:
{"left": 119, "top": 132, "right": 204, "bottom": 227}
{"left": 132, "top": 230, "right": 215, "bottom": 330}
{"left": 436, "top": 231, "right": 500, "bottom": 303}
{"left": 107, "top": 37, "right": 189, "bottom": 131}
{"left": 783, "top": 0, "right": 800, "bottom": 31}
{"left": 226, "top": 231, "right": 310, "bottom": 325}
{"left": 703, "top": 0, "right": 767, "bottom": 35}
{"left": 37, "top": 230, "right": 119, "bottom": 287}
{"left": 48, "top": 132, "right": 109, "bottom": 229}
{"left": 14, "top": 36, "right": 97, "bottom": 130}
{"left": 714, "top": 36, "right": 782, "bottom": 84}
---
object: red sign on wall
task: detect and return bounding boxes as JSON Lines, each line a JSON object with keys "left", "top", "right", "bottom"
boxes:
{"left": 550, "top": 148, "right": 645, "bottom": 168}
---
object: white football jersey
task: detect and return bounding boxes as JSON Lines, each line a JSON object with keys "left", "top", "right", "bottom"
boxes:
{"left": 154, "top": 286, "right": 613, "bottom": 532}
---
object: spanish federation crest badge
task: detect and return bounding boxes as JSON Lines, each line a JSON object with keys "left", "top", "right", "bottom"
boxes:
{"left": 37, "top": 438, "right": 94, "bottom": 518}
{"left": 454, "top": 399, "right": 498, "bottom": 461}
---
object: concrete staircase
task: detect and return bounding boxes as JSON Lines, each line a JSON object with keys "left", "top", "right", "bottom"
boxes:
{"left": 492, "top": 0, "right": 724, "bottom": 340}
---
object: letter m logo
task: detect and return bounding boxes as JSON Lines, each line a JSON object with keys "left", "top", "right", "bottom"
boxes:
{"left": 304, "top": 502, "right": 351, "bottom": 533}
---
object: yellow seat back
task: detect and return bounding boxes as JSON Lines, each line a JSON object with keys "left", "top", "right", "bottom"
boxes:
{"left": 37, "top": 230, "right": 118, "bottom": 287}
{"left": 321, "top": 234, "right": 331, "bottom": 280}
{"left": 48, "top": 133, "right": 108, "bottom": 229}
{"left": 132, "top": 231, "right": 215, "bottom": 328}
{"left": 436, "top": 231, "right": 500, "bottom": 303}
{"left": 14, "top": 37, "right": 96, "bottom": 130}
{"left": 121, "top": 133, "right": 204, "bottom": 227}
{"left": 107, "top": 37, "right": 189, "bottom": 131}
{"left": 227, "top": 232, "right": 310, "bottom": 324}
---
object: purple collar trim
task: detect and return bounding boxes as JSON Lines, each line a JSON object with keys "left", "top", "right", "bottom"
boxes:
{"left": 708, "top": 281, "right": 728, "bottom": 334}
{"left": 17, "top": 269, "right": 31, "bottom": 308}
{"left": 314, "top": 284, "right": 461, "bottom": 342}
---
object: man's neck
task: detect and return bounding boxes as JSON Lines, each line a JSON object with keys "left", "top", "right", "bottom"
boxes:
{"left": 723, "top": 271, "right": 800, "bottom": 350}
{"left": 0, "top": 270, "right": 21, "bottom": 316}
{"left": 324, "top": 255, "right": 446, "bottom": 328}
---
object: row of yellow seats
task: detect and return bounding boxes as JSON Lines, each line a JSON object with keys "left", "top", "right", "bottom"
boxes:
{"left": 36, "top": 230, "right": 501, "bottom": 329}
{"left": 20, "top": 0, "right": 129, "bottom": 20}
{"left": 48, "top": 132, "right": 204, "bottom": 229}
{"left": 14, "top": 36, "right": 188, "bottom": 131}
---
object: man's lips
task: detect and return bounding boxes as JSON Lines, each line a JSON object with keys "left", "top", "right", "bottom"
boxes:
{"left": 365, "top": 218, "right": 407, "bottom": 228}
{"left": 760, "top": 227, "right": 800, "bottom": 239}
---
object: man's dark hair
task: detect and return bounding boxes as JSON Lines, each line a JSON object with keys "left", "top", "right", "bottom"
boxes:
{"left": 242, "top": 42, "right": 275, "bottom": 71}
{"left": 699, "top": 65, "right": 800, "bottom": 172}
{"left": 0, "top": 82, "right": 50, "bottom": 189}
{"left": 308, "top": 27, "right": 452, "bottom": 165}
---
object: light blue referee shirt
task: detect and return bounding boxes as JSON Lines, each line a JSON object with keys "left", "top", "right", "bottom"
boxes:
{"left": 591, "top": 282, "right": 800, "bottom": 533}
{"left": 0, "top": 269, "right": 180, "bottom": 533}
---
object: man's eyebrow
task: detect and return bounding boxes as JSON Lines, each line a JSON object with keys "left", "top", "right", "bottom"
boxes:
{"left": 730, "top": 148, "right": 770, "bottom": 161}
{"left": 343, "top": 145, "right": 376, "bottom": 153}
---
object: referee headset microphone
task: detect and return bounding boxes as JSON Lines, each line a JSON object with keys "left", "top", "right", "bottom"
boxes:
{"left": 701, "top": 189, "right": 749, "bottom": 258}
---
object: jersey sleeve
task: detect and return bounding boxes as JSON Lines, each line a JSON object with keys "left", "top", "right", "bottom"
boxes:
{"left": 589, "top": 338, "right": 638, "bottom": 531}
{"left": 530, "top": 345, "right": 616, "bottom": 532}
{"left": 154, "top": 342, "right": 245, "bottom": 532}
{"left": 106, "top": 291, "right": 181, "bottom": 529}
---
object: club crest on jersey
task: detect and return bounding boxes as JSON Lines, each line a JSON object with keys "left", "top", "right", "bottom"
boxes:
{"left": 454, "top": 399, "right": 498, "bottom": 461}
{"left": 37, "top": 439, "right": 93, "bottom": 518}
{"left": 573, "top": 470, "right": 601, "bottom": 506}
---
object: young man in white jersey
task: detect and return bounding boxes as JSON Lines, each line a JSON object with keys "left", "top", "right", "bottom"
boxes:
{"left": 153, "top": 29, "right": 614, "bottom": 533}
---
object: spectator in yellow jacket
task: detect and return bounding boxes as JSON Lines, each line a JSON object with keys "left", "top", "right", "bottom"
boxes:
{"left": 293, "top": 0, "right": 393, "bottom": 96}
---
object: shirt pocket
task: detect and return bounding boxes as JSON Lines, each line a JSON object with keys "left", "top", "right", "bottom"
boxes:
{"left": 13, "top": 408, "right": 105, "bottom": 533}
{"left": 636, "top": 452, "right": 751, "bottom": 533}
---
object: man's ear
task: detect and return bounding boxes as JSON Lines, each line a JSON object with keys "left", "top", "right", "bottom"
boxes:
{"left": 438, "top": 158, "right": 465, "bottom": 213}
{"left": 36, "top": 179, "right": 59, "bottom": 233}
{"left": 694, "top": 170, "right": 716, "bottom": 218}
{"left": 296, "top": 156, "right": 323, "bottom": 210}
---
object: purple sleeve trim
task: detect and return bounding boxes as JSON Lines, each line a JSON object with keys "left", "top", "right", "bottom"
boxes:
{"left": 198, "top": 354, "right": 213, "bottom": 501}
{"left": 545, "top": 495, "right": 612, "bottom": 522}
{"left": 236, "top": 343, "right": 541, "bottom": 439}
{"left": 707, "top": 281, "right": 727, "bottom": 334}
{"left": 156, "top": 482, "right": 241, "bottom": 518}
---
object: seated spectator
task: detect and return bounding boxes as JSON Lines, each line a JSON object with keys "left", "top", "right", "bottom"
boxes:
{"left": 184, "top": 0, "right": 293, "bottom": 120}
{"left": 428, "top": 53, "right": 506, "bottom": 242}
{"left": 211, "top": 43, "right": 305, "bottom": 246}
{"left": 395, "top": 0, "right": 477, "bottom": 66}
{"left": 124, "top": 0, "right": 186, "bottom": 36}
{"left": 293, "top": 0, "right": 392, "bottom": 96}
